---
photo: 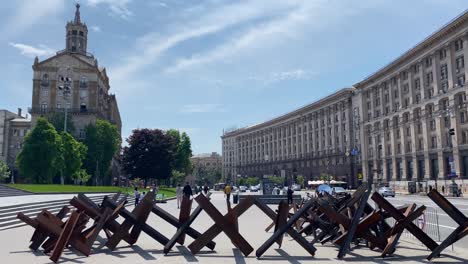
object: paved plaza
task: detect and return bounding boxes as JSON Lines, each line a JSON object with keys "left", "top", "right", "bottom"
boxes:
{"left": 0, "top": 192, "right": 467, "bottom": 263}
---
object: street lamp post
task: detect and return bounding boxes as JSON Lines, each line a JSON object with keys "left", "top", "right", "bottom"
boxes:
{"left": 58, "top": 68, "right": 72, "bottom": 185}
{"left": 58, "top": 67, "right": 72, "bottom": 133}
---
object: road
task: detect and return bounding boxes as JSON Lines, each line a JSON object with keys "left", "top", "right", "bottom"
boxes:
{"left": 385, "top": 195, "right": 468, "bottom": 249}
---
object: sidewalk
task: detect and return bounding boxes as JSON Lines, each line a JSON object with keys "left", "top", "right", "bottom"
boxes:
{"left": 2, "top": 192, "right": 467, "bottom": 263}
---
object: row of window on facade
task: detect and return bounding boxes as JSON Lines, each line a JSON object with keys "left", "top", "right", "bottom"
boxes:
{"left": 41, "top": 74, "right": 89, "bottom": 88}
{"left": 12, "top": 128, "right": 29, "bottom": 137}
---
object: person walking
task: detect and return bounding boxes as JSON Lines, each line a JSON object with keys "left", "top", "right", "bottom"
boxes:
{"left": 287, "top": 186, "right": 294, "bottom": 204}
{"left": 176, "top": 184, "right": 183, "bottom": 209}
{"left": 134, "top": 187, "right": 140, "bottom": 206}
{"left": 183, "top": 182, "right": 193, "bottom": 199}
{"left": 272, "top": 185, "right": 278, "bottom": 195}
{"left": 203, "top": 185, "right": 209, "bottom": 195}
{"left": 224, "top": 183, "right": 232, "bottom": 205}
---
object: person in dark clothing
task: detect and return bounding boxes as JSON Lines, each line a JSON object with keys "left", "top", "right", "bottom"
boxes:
{"left": 134, "top": 187, "right": 140, "bottom": 206}
{"left": 287, "top": 186, "right": 294, "bottom": 204}
{"left": 203, "top": 185, "right": 209, "bottom": 195}
{"left": 183, "top": 182, "right": 193, "bottom": 198}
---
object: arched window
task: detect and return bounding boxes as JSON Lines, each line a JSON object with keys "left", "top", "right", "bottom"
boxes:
{"left": 41, "top": 73, "right": 49, "bottom": 86}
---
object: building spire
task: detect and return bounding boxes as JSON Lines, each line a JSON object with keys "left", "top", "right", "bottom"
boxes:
{"left": 74, "top": 3, "right": 81, "bottom": 24}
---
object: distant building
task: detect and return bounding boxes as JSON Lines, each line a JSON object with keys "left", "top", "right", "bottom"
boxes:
{"left": 0, "top": 108, "right": 31, "bottom": 182}
{"left": 221, "top": 89, "right": 357, "bottom": 187}
{"left": 191, "top": 152, "right": 222, "bottom": 171}
{"left": 29, "top": 4, "right": 121, "bottom": 138}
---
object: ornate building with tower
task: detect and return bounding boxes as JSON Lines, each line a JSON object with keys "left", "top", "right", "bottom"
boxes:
{"left": 29, "top": 4, "right": 121, "bottom": 138}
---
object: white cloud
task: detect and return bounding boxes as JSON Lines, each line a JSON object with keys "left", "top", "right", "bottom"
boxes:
{"left": 9, "top": 42, "right": 55, "bottom": 58}
{"left": 248, "top": 69, "right": 318, "bottom": 86}
{"left": 1, "top": 0, "right": 65, "bottom": 40}
{"left": 90, "top": 25, "right": 101, "bottom": 32}
{"left": 110, "top": 0, "right": 298, "bottom": 82}
{"left": 180, "top": 104, "right": 225, "bottom": 113}
{"left": 164, "top": 0, "right": 379, "bottom": 73}
{"left": 86, "top": 0, "right": 133, "bottom": 19}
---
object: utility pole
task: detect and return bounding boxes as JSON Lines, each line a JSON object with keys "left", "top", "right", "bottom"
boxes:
{"left": 58, "top": 67, "right": 72, "bottom": 185}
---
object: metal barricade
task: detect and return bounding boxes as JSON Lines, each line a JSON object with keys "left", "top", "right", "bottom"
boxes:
{"left": 386, "top": 206, "right": 441, "bottom": 244}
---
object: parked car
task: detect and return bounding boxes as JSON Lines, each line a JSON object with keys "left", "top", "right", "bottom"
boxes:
{"left": 239, "top": 186, "right": 247, "bottom": 192}
{"left": 250, "top": 184, "right": 260, "bottom": 192}
{"left": 292, "top": 184, "right": 302, "bottom": 191}
{"left": 378, "top": 186, "right": 395, "bottom": 197}
{"left": 331, "top": 187, "right": 347, "bottom": 197}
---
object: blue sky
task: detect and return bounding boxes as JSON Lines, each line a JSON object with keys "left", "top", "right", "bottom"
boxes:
{"left": 0, "top": 0, "right": 467, "bottom": 154}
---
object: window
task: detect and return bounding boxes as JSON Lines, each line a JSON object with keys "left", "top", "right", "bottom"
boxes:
{"left": 439, "top": 49, "right": 447, "bottom": 60}
{"left": 72, "top": 30, "right": 77, "bottom": 35}
{"left": 440, "top": 64, "right": 448, "bottom": 80}
{"left": 13, "top": 129, "right": 18, "bottom": 136}
{"left": 80, "top": 89, "right": 88, "bottom": 99}
{"left": 79, "top": 31, "right": 84, "bottom": 36}
{"left": 425, "top": 56, "right": 433, "bottom": 68}
{"left": 414, "top": 64, "right": 420, "bottom": 73}
{"left": 56, "top": 103, "right": 61, "bottom": 109}
{"left": 419, "top": 138, "right": 424, "bottom": 150}
{"left": 403, "top": 84, "right": 409, "bottom": 93}
{"left": 441, "top": 81, "right": 448, "bottom": 92}
{"left": 455, "top": 39, "right": 464, "bottom": 51}
{"left": 461, "top": 112, "right": 466, "bottom": 124}
{"left": 416, "top": 94, "right": 421, "bottom": 104}
{"left": 430, "top": 119, "right": 436, "bottom": 130}
{"left": 456, "top": 56, "right": 465, "bottom": 70}
{"left": 426, "top": 71, "right": 433, "bottom": 84}
{"left": 41, "top": 73, "right": 49, "bottom": 86}
{"left": 40, "top": 102, "right": 47, "bottom": 112}
{"left": 79, "top": 129, "right": 86, "bottom": 139}
{"left": 457, "top": 74, "right": 466, "bottom": 86}
{"left": 415, "top": 78, "right": 421, "bottom": 89}
{"left": 402, "top": 71, "right": 408, "bottom": 80}
{"left": 41, "top": 89, "right": 49, "bottom": 96}
{"left": 431, "top": 136, "right": 437, "bottom": 148}
{"left": 462, "top": 131, "right": 468, "bottom": 144}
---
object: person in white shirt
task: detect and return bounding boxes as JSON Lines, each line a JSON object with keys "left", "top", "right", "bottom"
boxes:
{"left": 272, "top": 186, "right": 279, "bottom": 195}
{"left": 176, "top": 184, "right": 183, "bottom": 209}
{"left": 134, "top": 187, "right": 140, "bottom": 206}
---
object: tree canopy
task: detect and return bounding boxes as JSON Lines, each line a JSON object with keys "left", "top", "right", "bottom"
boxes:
{"left": 0, "top": 160, "right": 10, "bottom": 182}
{"left": 167, "top": 129, "right": 193, "bottom": 174}
{"left": 123, "top": 129, "right": 177, "bottom": 186}
{"left": 16, "top": 117, "right": 63, "bottom": 183}
{"left": 59, "top": 132, "right": 88, "bottom": 184}
{"left": 47, "top": 112, "right": 75, "bottom": 134}
{"left": 83, "top": 119, "right": 120, "bottom": 185}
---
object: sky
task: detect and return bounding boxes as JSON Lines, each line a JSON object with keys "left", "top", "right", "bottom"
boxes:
{"left": 0, "top": 0, "right": 467, "bottom": 154}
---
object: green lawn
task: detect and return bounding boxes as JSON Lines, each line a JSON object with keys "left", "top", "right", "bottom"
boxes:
{"left": 7, "top": 184, "right": 176, "bottom": 198}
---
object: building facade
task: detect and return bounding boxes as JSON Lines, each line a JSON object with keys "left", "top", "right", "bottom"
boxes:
{"left": 191, "top": 152, "right": 222, "bottom": 171}
{"left": 0, "top": 109, "right": 31, "bottom": 182}
{"left": 29, "top": 4, "right": 122, "bottom": 138}
{"left": 222, "top": 10, "right": 468, "bottom": 193}
{"left": 355, "top": 11, "right": 468, "bottom": 193}
{"left": 222, "top": 89, "right": 358, "bottom": 187}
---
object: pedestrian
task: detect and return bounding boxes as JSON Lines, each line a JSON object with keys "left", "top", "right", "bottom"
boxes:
{"left": 176, "top": 184, "right": 183, "bottom": 209}
{"left": 442, "top": 185, "right": 445, "bottom": 194}
{"left": 272, "top": 185, "right": 278, "bottom": 195}
{"left": 224, "top": 183, "right": 232, "bottom": 205}
{"left": 183, "top": 182, "right": 193, "bottom": 199}
{"left": 203, "top": 185, "right": 209, "bottom": 195}
{"left": 134, "top": 187, "right": 140, "bottom": 206}
{"left": 429, "top": 185, "right": 433, "bottom": 191}
{"left": 287, "top": 186, "right": 294, "bottom": 204}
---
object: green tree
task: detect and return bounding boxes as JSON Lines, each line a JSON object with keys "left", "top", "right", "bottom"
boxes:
{"left": 83, "top": 120, "right": 120, "bottom": 185}
{"left": 47, "top": 112, "right": 75, "bottom": 134}
{"left": 297, "top": 175, "right": 305, "bottom": 187}
{"left": 170, "top": 170, "right": 186, "bottom": 186}
{"left": 0, "top": 160, "right": 10, "bottom": 182}
{"left": 59, "top": 132, "right": 87, "bottom": 184}
{"left": 167, "top": 129, "right": 193, "bottom": 174}
{"left": 245, "top": 177, "right": 259, "bottom": 186}
{"left": 16, "top": 117, "right": 63, "bottom": 183}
